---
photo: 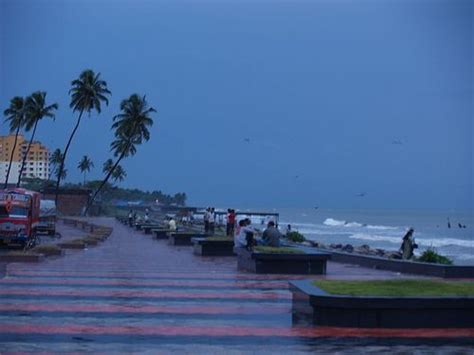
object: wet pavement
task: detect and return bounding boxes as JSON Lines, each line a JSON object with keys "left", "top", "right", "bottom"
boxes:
{"left": 0, "top": 218, "right": 473, "bottom": 353}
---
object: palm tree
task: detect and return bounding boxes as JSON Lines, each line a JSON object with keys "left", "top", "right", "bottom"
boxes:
{"left": 54, "top": 69, "right": 111, "bottom": 203}
{"left": 3, "top": 96, "right": 26, "bottom": 188}
{"left": 17, "top": 92, "right": 58, "bottom": 187}
{"left": 55, "top": 167, "right": 67, "bottom": 181}
{"left": 85, "top": 94, "right": 155, "bottom": 213}
{"left": 48, "top": 148, "right": 62, "bottom": 180}
{"left": 78, "top": 155, "right": 94, "bottom": 185}
{"left": 102, "top": 158, "right": 114, "bottom": 175}
{"left": 111, "top": 165, "right": 126, "bottom": 184}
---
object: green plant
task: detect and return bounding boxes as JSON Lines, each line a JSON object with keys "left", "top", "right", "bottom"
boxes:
{"left": 418, "top": 248, "right": 453, "bottom": 265}
{"left": 205, "top": 236, "right": 233, "bottom": 241}
{"left": 313, "top": 280, "right": 474, "bottom": 297}
{"left": 286, "top": 231, "right": 305, "bottom": 243}
{"left": 254, "top": 246, "right": 304, "bottom": 254}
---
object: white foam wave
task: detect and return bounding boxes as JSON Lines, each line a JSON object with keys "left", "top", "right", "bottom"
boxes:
{"left": 323, "top": 218, "right": 346, "bottom": 226}
{"left": 349, "top": 233, "right": 474, "bottom": 248}
{"left": 366, "top": 225, "right": 398, "bottom": 230}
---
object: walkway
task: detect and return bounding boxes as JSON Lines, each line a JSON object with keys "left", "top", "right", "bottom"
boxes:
{"left": 0, "top": 218, "right": 472, "bottom": 353}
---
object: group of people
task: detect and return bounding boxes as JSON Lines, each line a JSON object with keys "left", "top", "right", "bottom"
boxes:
{"left": 128, "top": 208, "right": 150, "bottom": 226}
{"left": 234, "top": 218, "right": 283, "bottom": 250}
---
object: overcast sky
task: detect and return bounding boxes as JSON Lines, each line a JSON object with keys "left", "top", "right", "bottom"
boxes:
{"left": 0, "top": 0, "right": 472, "bottom": 209}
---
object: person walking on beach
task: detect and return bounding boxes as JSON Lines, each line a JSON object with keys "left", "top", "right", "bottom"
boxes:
{"left": 400, "top": 228, "right": 417, "bottom": 260}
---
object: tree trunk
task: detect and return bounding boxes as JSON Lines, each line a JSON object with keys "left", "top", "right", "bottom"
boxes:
{"left": 16, "top": 119, "right": 39, "bottom": 187}
{"left": 54, "top": 110, "right": 83, "bottom": 205}
{"left": 4, "top": 125, "right": 21, "bottom": 189}
{"left": 84, "top": 149, "right": 127, "bottom": 215}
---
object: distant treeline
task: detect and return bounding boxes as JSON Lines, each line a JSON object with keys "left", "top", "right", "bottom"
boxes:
{"left": 21, "top": 178, "right": 187, "bottom": 206}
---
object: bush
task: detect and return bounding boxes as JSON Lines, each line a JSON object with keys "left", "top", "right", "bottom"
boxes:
{"left": 254, "top": 246, "right": 304, "bottom": 254}
{"left": 418, "top": 248, "right": 453, "bottom": 265}
{"left": 286, "top": 231, "right": 305, "bottom": 243}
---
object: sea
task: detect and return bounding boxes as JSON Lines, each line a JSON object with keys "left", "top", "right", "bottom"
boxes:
{"left": 235, "top": 208, "right": 473, "bottom": 265}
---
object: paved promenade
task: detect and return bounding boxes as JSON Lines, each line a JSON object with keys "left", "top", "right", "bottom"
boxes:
{"left": 0, "top": 218, "right": 473, "bottom": 353}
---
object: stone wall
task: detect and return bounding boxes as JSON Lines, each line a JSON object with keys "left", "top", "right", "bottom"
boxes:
{"left": 41, "top": 189, "right": 91, "bottom": 216}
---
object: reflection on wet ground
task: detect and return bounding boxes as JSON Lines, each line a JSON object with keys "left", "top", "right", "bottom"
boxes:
{"left": 0, "top": 217, "right": 472, "bottom": 353}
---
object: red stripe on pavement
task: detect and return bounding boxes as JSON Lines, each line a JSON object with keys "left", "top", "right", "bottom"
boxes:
{"left": 1, "top": 278, "right": 288, "bottom": 289}
{"left": 0, "top": 323, "right": 473, "bottom": 338}
{"left": 7, "top": 270, "right": 306, "bottom": 280}
{"left": 0, "top": 303, "right": 290, "bottom": 315}
{"left": 0, "top": 288, "right": 290, "bottom": 300}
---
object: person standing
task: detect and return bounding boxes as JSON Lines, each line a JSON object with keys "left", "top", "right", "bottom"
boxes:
{"left": 128, "top": 210, "right": 133, "bottom": 227}
{"left": 226, "top": 209, "right": 236, "bottom": 237}
{"left": 203, "top": 208, "right": 210, "bottom": 233}
{"left": 168, "top": 217, "right": 177, "bottom": 231}
{"left": 209, "top": 207, "right": 216, "bottom": 234}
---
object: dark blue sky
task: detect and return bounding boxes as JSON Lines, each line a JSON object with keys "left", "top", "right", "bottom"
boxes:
{"left": 1, "top": 0, "right": 472, "bottom": 209}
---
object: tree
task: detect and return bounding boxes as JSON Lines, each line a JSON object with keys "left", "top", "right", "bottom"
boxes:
{"left": 17, "top": 92, "right": 58, "bottom": 187}
{"left": 102, "top": 159, "right": 114, "bottom": 175}
{"left": 49, "top": 148, "right": 63, "bottom": 180}
{"left": 55, "top": 167, "right": 67, "bottom": 181}
{"left": 111, "top": 165, "right": 126, "bottom": 184}
{"left": 3, "top": 96, "right": 26, "bottom": 188}
{"left": 78, "top": 155, "right": 94, "bottom": 185}
{"left": 85, "top": 94, "right": 155, "bottom": 213}
{"left": 54, "top": 69, "right": 111, "bottom": 203}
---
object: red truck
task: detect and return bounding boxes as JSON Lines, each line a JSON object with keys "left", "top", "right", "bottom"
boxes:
{"left": 0, "top": 188, "right": 41, "bottom": 248}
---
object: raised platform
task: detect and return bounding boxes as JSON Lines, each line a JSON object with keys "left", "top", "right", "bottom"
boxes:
{"left": 193, "top": 237, "right": 235, "bottom": 256}
{"left": 290, "top": 279, "right": 474, "bottom": 328}
{"left": 153, "top": 229, "right": 174, "bottom": 239}
{"left": 235, "top": 248, "right": 331, "bottom": 274}
{"left": 323, "top": 249, "right": 474, "bottom": 278}
{"left": 168, "top": 232, "right": 207, "bottom": 246}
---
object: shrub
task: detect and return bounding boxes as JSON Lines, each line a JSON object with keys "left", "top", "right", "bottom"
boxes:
{"left": 286, "top": 231, "right": 305, "bottom": 243}
{"left": 418, "top": 248, "right": 453, "bottom": 265}
{"left": 254, "top": 246, "right": 304, "bottom": 254}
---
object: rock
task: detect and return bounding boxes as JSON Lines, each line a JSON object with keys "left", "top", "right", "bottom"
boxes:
{"left": 375, "top": 248, "right": 385, "bottom": 257}
{"left": 341, "top": 244, "right": 354, "bottom": 253}
{"left": 330, "top": 243, "right": 343, "bottom": 249}
{"left": 387, "top": 251, "right": 402, "bottom": 259}
{"left": 356, "top": 244, "right": 371, "bottom": 254}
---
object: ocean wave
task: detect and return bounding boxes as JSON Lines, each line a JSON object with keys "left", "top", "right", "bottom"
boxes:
{"left": 323, "top": 218, "right": 348, "bottom": 226}
{"left": 323, "top": 218, "right": 399, "bottom": 230}
{"left": 349, "top": 233, "right": 474, "bottom": 248}
{"left": 366, "top": 225, "right": 398, "bottom": 230}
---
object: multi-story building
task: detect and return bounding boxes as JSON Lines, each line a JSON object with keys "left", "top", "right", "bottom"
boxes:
{"left": 0, "top": 134, "right": 50, "bottom": 184}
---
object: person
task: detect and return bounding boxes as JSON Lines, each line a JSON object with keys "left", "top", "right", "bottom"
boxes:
{"left": 243, "top": 218, "right": 259, "bottom": 250}
{"left": 234, "top": 219, "right": 247, "bottom": 247}
{"left": 400, "top": 228, "right": 417, "bottom": 260}
{"left": 132, "top": 211, "right": 137, "bottom": 224}
{"left": 226, "top": 209, "right": 236, "bottom": 237}
{"left": 168, "top": 216, "right": 177, "bottom": 231}
{"left": 128, "top": 210, "right": 133, "bottom": 227}
{"left": 209, "top": 207, "right": 216, "bottom": 234}
{"left": 285, "top": 224, "right": 292, "bottom": 235}
{"left": 262, "top": 221, "right": 282, "bottom": 247}
{"left": 144, "top": 211, "right": 149, "bottom": 223}
{"left": 204, "top": 208, "right": 211, "bottom": 233}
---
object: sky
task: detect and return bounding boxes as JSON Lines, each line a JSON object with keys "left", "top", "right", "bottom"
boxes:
{"left": 0, "top": 0, "right": 472, "bottom": 209}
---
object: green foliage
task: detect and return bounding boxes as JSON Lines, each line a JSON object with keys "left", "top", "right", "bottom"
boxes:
{"left": 286, "top": 231, "right": 306, "bottom": 243}
{"left": 313, "top": 280, "right": 474, "bottom": 297}
{"left": 205, "top": 236, "right": 233, "bottom": 241}
{"left": 254, "top": 246, "right": 304, "bottom": 254}
{"left": 418, "top": 248, "right": 453, "bottom": 265}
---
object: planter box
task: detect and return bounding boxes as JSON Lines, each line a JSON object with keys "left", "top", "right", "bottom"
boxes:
{"left": 142, "top": 225, "right": 162, "bottom": 235}
{"left": 235, "top": 248, "right": 331, "bottom": 274}
{"left": 0, "top": 253, "right": 45, "bottom": 263}
{"left": 323, "top": 249, "right": 474, "bottom": 278}
{"left": 193, "top": 238, "right": 235, "bottom": 256}
{"left": 290, "top": 279, "right": 474, "bottom": 328}
{"left": 153, "top": 229, "right": 174, "bottom": 239}
{"left": 168, "top": 232, "right": 207, "bottom": 246}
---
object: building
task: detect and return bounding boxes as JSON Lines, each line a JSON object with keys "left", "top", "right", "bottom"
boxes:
{"left": 0, "top": 134, "right": 50, "bottom": 184}
{"left": 41, "top": 188, "right": 91, "bottom": 216}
